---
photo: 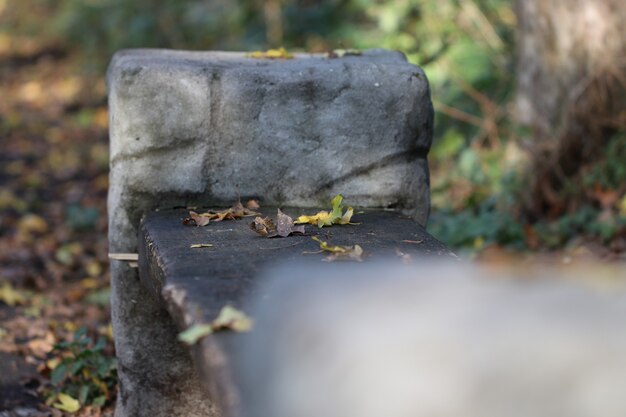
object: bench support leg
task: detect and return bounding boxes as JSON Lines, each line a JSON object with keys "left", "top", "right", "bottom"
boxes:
{"left": 111, "top": 262, "right": 220, "bottom": 417}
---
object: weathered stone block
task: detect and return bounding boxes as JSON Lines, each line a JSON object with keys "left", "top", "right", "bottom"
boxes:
{"left": 237, "top": 262, "right": 626, "bottom": 417}
{"left": 107, "top": 48, "right": 433, "bottom": 417}
{"left": 108, "top": 49, "right": 433, "bottom": 249}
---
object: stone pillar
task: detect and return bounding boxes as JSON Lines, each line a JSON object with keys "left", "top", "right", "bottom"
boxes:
{"left": 107, "top": 49, "right": 434, "bottom": 416}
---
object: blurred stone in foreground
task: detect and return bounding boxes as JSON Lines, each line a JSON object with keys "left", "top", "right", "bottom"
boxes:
{"left": 237, "top": 262, "right": 626, "bottom": 417}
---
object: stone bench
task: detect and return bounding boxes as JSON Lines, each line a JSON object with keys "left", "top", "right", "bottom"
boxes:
{"left": 108, "top": 48, "right": 626, "bottom": 417}
{"left": 107, "top": 48, "right": 436, "bottom": 417}
{"left": 138, "top": 208, "right": 453, "bottom": 417}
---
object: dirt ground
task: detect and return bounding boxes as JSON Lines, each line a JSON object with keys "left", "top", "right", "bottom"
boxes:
{"left": 0, "top": 37, "right": 113, "bottom": 416}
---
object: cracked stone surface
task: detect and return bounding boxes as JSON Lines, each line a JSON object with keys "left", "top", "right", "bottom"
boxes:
{"left": 107, "top": 48, "right": 433, "bottom": 417}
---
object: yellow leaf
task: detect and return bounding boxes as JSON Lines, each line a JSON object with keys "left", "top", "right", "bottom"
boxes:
{"left": 212, "top": 305, "right": 254, "bottom": 332}
{"left": 178, "top": 324, "right": 213, "bottom": 345}
{"left": 311, "top": 237, "right": 364, "bottom": 262}
{"left": 336, "top": 206, "right": 355, "bottom": 225}
{"left": 190, "top": 244, "right": 214, "bottom": 248}
{"left": 18, "top": 214, "right": 48, "bottom": 235}
{"left": 247, "top": 47, "right": 294, "bottom": 59}
{"left": 295, "top": 194, "right": 358, "bottom": 228}
{"left": 46, "top": 357, "right": 61, "bottom": 370}
{"left": 0, "top": 282, "right": 26, "bottom": 306}
{"left": 80, "top": 277, "right": 99, "bottom": 289}
{"left": 312, "top": 237, "right": 348, "bottom": 253}
{"left": 52, "top": 393, "right": 81, "bottom": 413}
{"left": 178, "top": 306, "right": 253, "bottom": 345}
{"left": 295, "top": 210, "right": 334, "bottom": 228}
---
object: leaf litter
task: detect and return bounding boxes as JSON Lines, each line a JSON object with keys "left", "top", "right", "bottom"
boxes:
{"left": 306, "top": 237, "right": 364, "bottom": 262}
{"left": 183, "top": 199, "right": 260, "bottom": 226}
{"left": 178, "top": 305, "right": 254, "bottom": 345}
{"left": 250, "top": 209, "right": 305, "bottom": 238}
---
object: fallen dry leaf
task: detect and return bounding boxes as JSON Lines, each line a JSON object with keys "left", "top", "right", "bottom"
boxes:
{"left": 311, "top": 237, "right": 363, "bottom": 262}
{"left": 177, "top": 323, "right": 213, "bottom": 345}
{"left": 184, "top": 200, "right": 260, "bottom": 226}
{"left": 178, "top": 305, "right": 253, "bottom": 345}
{"left": 245, "top": 199, "right": 260, "bottom": 210}
{"left": 211, "top": 305, "right": 254, "bottom": 332}
{"left": 52, "top": 393, "right": 80, "bottom": 413}
{"left": 275, "top": 209, "right": 305, "bottom": 237}
{"left": 250, "top": 209, "right": 305, "bottom": 238}
{"left": 231, "top": 199, "right": 261, "bottom": 217}
{"left": 247, "top": 47, "right": 294, "bottom": 59}
{"left": 184, "top": 211, "right": 211, "bottom": 226}
{"left": 295, "top": 194, "right": 357, "bottom": 228}
{"left": 0, "top": 282, "right": 27, "bottom": 306}
{"left": 18, "top": 213, "right": 49, "bottom": 235}
{"left": 190, "top": 244, "right": 214, "bottom": 249}
{"left": 250, "top": 216, "right": 276, "bottom": 237}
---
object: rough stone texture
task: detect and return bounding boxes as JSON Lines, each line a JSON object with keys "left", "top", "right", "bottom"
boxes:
{"left": 236, "top": 262, "right": 626, "bottom": 417}
{"left": 107, "top": 49, "right": 433, "bottom": 417}
{"left": 137, "top": 208, "right": 453, "bottom": 416}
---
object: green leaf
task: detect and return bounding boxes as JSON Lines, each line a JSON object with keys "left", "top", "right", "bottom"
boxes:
{"left": 330, "top": 194, "right": 344, "bottom": 220}
{"left": 78, "top": 385, "right": 90, "bottom": 405}
{"left": 51, "top": 363, "right": 68, "bottom": 386}
{"left": 86, "top": 288, "right": 111, "bottom": 307}
{"left": 295, "top": 194, "right": 356, "bottom": 228}
{"left": 94, "top": 337, "right": 106, "bottom": 351}
{"left": 97, "top": 358, "right": 114, "bottom": 377}
{"left": 177, "top": 324, "right": 213, "bottom": 345}
{"left": 70, "top": 360, "right": 84, "bottom": 375}
{"left": 92, "top": 395, "right": 106, "bottom": 407}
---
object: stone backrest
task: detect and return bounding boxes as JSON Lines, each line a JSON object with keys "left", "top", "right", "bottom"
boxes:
{"left": 108, "top": 49, "right": 433, "bottom": 252}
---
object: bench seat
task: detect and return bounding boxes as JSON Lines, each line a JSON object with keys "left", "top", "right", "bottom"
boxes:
{"left": 137, "top": 207, "right": 453, "bottom": 416}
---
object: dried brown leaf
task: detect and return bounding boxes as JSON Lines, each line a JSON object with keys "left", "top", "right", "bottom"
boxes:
{"left": 250, "top": 216, "right": 276, "bottom": 236}
{"left": 185, "top": 211, "right": 211, "bottom": 226}
{"left": 245, "top": 199, "right": 260, "bottom": 210}
{"left": 251, "top": 209, "right": 305, "bottom": 238}
{"left": 275, "top": 209, "right": 305, "bottom": 237}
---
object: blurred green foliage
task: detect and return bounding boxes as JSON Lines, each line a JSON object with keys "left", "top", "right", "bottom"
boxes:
{"left": 46, "top": 327, "right": 117, "bottom": 409}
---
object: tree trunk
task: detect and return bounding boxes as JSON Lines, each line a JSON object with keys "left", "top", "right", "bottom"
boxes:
{"left": 515, "top": 0, "right": 626, "bottom": 219}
